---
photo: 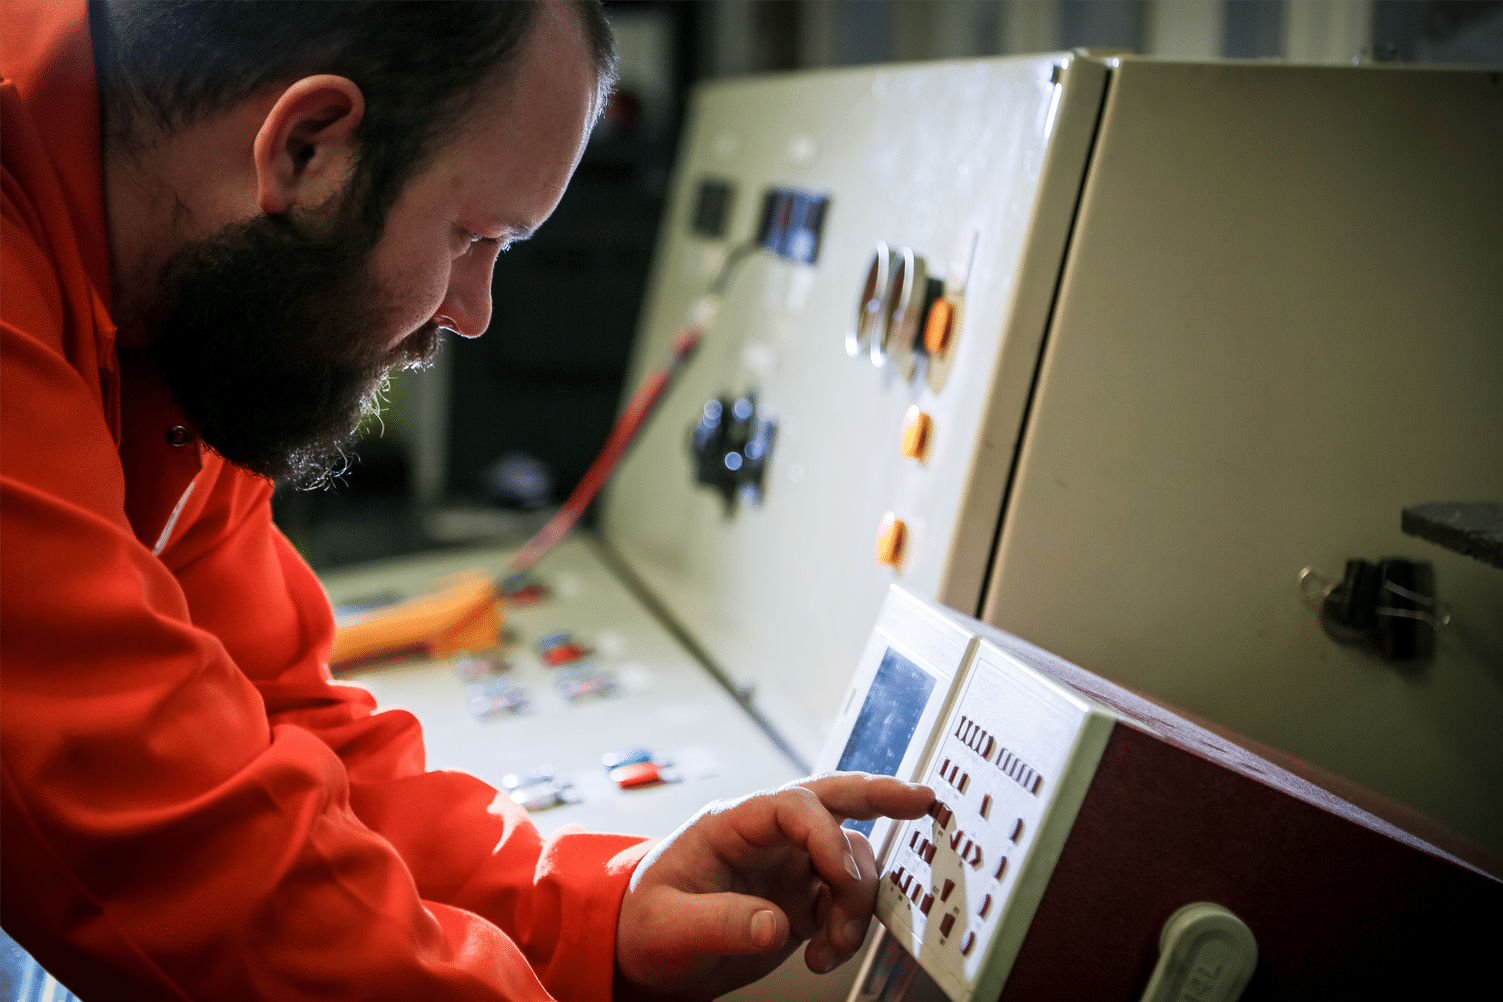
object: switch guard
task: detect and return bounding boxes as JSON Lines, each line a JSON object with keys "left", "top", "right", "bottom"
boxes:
{"left": 876, "top": 639, "right": 1117, "bottom": 1002}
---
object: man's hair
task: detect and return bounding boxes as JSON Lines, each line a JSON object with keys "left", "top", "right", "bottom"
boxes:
{"left": 93, "top": 0, "right": 617, "bottom": 230}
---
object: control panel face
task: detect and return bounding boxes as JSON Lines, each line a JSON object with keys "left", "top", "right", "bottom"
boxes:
{"left": 816, "top": 586, "right": 977, "bottom": 859}
{"left": 875, "top": 636, "right": 1117, "bottom": 1002}
{"left": 600, "top": 55, "right": 1106, "bottom": 768}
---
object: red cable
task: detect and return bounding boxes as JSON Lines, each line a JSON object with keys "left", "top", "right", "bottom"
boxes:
{"left": 505, "top": 326, "right": 703, "bottom": 575}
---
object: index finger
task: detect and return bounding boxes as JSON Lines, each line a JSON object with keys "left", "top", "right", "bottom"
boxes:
{"left": 795, "top": 772, "right": 935, "bottom": 824}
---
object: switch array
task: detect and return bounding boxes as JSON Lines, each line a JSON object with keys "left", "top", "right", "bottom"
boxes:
{"left": 877, "top": 707, "right": 1050, "bottom": 978}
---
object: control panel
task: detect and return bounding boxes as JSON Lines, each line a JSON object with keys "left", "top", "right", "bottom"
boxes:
{"left": 601, "top": 55, "right": 1109, "bottom": 770}
{"left": 834, "top": 587, "right": 1117, "bottom": 1002}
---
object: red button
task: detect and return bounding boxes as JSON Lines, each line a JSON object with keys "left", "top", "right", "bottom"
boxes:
{"left": 609, "top": 762, "right": 661, "bottom": 788}
{"left": 542, "top": 643, "right": 588, "bottom": 666}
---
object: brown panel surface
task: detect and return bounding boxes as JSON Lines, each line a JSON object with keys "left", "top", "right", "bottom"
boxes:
{"left": 965, "top": 622, "right": 1501, "bottom": 999}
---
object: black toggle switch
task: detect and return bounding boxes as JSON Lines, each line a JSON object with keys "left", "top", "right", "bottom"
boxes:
{"left": 689, "top": 392, "right": 777, "bottom": 513}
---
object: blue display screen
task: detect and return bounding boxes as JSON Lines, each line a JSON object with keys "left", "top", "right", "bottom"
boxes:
{"left": 837, "top": 647, "right": 935, "bottom": 837}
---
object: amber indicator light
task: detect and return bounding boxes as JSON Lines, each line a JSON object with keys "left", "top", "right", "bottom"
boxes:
{"left": 875, "top": 512, "right": 907, "bottom": 567}
{"left": 900, "top": 406, "right": 932, "bottom": 461}
{"left": 923, "top": 298, "right": 956, "bottom": 355}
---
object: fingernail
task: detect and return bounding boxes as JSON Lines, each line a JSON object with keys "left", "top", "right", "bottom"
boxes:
{"left": 844, "top": 918, "right": 866, "bottom": 948}
{"left": 843, "top": 852, "right": 861, "bottom": 881}
{"left": 750, "top": 909, "right": 777, "bottom": 948}
{"left": 812, "top": 943, "right": 838, "bottom": 974}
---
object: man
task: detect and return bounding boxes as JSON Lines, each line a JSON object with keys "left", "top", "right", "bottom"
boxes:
{"left": 0, "top": 2, "right": 933, "bottom": 999}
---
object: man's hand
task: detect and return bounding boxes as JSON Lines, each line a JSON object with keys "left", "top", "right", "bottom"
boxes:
{"left": 614, "top": 773, "right": 935, "bottom": 1000}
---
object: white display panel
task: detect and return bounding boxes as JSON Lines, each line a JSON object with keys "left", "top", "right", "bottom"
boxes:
{"left": 874, "top": 638, "right": 1116, "bottom": 1002}
{"left": 815, "top": 585, "right": 977, "bottom": 858}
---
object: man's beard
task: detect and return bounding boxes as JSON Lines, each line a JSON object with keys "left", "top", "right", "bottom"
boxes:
{"left": 151, "top": 207, "right": 441, "bottom": 488}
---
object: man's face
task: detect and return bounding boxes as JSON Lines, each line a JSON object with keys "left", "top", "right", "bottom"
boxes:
{"left": 154, "top": 10, "right": 600, "bottom": 486}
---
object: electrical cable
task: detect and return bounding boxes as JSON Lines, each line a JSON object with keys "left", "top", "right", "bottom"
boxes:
{"left": 503, "top": 243, "right": 757, "bottom": 576}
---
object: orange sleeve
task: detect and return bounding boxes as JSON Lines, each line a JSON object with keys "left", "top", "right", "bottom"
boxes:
{"left": 2, "top": 92, "right": 653, "bottom": 1002}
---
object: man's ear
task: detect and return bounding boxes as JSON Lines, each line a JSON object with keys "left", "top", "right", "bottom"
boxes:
{"left": 253, "top": 75, "right": 365, "bottom": 216}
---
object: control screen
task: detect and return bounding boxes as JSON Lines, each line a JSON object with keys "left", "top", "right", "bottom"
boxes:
{"left": 837, "top": 647, "right": 937, "bottom": 836}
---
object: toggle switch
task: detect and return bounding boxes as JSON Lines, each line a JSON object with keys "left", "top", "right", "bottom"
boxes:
{"left": 876, "top": 512, "right": 907, "bottom": 567}
{"left": 900, "top": 406, "right": 933, "bottom": 461}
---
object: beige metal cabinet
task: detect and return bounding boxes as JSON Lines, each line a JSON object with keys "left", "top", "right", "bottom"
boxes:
{"left": 981, "top": 59, "right": 1503, "bottom": 853}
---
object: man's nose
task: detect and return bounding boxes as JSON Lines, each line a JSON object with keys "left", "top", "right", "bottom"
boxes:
{"left": 434, "top": 244, "right": 498, "bottom": 338}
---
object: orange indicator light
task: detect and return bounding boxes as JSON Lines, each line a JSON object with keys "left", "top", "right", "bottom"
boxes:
{"left": 923, "top": 298, "right": 956, "bottom": 356}
{"left": 900, "top": 406, "right": 933, "bottom": 461}
{"left": 875, "top": 512, "right": 907, "bottom": 567}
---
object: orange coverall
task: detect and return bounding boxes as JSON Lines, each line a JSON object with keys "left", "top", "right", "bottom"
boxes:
{"left": 0, "top": 4, "right": 652, "bottom": 998}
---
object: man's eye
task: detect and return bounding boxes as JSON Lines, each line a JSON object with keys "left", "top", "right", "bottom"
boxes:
{"left": 455, "top": 225, "right": 493, "bottom": 247}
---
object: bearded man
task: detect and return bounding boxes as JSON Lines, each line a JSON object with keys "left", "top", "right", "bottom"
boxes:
{"left": 0, "top": 3, "right": 932, "bottom": 999}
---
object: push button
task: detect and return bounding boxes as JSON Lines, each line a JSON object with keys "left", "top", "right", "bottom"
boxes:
{"left": 923, "top": 298, "right": 956, "bottom": 356}
{"left": 875, "top": 512, "right": 907, "bottom": 567}
{"left": 900, "top": 406, "right": 932, "bottom": 461}
{"left": 939, "top": 913, "right": 956, "bottom": 938}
